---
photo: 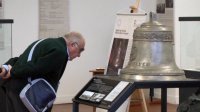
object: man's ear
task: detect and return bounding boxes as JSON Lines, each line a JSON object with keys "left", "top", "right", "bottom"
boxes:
{"left": 72, "top": 42, "right": 78, "bottom": 47}
{"left": 69, "top": 42, "right": 74, "bottom": 47}
{"left": 71, "top": 42, "right": 76, "bottom": 47}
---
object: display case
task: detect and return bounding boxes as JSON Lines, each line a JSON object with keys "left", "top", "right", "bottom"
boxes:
{"left": 0, "top": 19, "right": 13, "bottom": 64}
{"left": 179, "top": 17, "right": 200, "bottom": 70}
{"left": 179, "top": 17, "right": 200, "bottom": 103}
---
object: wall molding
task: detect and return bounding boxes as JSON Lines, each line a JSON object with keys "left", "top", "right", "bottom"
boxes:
{"left": 54, "top": 95, "right": 73, "bottom": 104}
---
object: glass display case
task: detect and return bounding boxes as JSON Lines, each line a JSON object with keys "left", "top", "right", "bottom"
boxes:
{"left": 179, "top": 17, "right": 200, "bottom": 103}
{"left": 179, "top": 17, "right": 200, "bottom": 70}
{"left": 0, "top": 19, "right": 13, "bottom": 65}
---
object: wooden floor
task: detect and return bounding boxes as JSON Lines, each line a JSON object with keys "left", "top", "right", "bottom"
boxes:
{"left": 52, "top": 103, "right": 93, "bottom": 112}
{"left": 52, "top": 100, "right": 178, "bottom": 112}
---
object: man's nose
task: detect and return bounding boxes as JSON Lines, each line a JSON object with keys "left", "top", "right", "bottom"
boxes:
{"left": 77, "top": 54, "right": 80, "bottom": 57}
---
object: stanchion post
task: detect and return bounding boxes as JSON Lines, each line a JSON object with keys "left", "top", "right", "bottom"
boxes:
{"left": 73, "top": 101, "right": 79, "bottom": 112}
{"left": 161, "top": 88, "right": 167, "bottom": 112}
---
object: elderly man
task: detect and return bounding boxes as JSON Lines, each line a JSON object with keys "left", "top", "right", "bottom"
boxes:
{"left": 0, "top": 31, "right": 85, "bottom": 112}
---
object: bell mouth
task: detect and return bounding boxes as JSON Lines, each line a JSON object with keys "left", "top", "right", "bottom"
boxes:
{"left": 119, "top": 74, "right": 185, "bottom": 81}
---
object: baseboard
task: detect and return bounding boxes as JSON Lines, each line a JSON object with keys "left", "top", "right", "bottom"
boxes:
{"left": 54, "top": 95, "right": 74, "bottom": 104}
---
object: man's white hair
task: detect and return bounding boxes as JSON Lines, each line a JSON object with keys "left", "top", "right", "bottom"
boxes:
{"left": 64, "top": 32, "right": 84, "bottom": 44}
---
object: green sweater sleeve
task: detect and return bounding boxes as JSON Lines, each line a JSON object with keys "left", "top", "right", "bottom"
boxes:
{"left": 4, "top": 57, "right": 19, "bottom": 66}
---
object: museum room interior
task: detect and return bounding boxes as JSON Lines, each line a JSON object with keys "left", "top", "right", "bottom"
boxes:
{"left": 0, "top": 0, "right": 200, "bottom": 112}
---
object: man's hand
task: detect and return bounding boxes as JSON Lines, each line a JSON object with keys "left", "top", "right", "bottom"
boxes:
{"left": 0, "top": 67, "right": 7, "bottom": 77}
{"left": 0, "top": 65, "right": 12, "bottom": 79}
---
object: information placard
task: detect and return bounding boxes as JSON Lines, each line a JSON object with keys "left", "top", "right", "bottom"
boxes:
{"left": 104, "top": 81, "right": 129, "bottom": 102}
{"left": 73, "top": 77, "right": 132, "bottom": 109}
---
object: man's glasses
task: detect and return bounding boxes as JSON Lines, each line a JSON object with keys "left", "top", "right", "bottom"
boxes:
{"left": 74, "top": 42, "right": 84, "bottom": 53}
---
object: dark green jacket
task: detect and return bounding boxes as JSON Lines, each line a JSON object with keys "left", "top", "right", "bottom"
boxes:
{"left": 3, "top": 37, "right": 68, "bottom": 93}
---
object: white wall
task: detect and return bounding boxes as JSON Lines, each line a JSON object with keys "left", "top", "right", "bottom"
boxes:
{"left": 4, "top": 0, "right": 39, "bottom": 56}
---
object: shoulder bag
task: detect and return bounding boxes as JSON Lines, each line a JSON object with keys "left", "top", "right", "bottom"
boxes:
{"left": 19, "top": 39, "right": 56, "bottom": 112}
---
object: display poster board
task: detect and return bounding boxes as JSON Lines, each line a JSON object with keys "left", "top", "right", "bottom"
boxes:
{"left": 73, "top": 77, "right": 131, "bottom": 110}
{"left": 105, "top": 9, "right": 147, "bottom": 75}
{"left": 39, "top": 0, "right": 69, "bottom": 38}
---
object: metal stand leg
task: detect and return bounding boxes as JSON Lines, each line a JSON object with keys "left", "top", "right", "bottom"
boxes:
{"left": 73, "top": 102, "right": 79, "bottom": 112}
{"left": 150, "top": 88, "right": 154, "bottom": 102}
{"left": 161, "top": 88, "right": 167, "bottom": 112}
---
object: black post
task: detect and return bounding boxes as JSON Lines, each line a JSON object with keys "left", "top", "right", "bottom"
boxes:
{"left": 150, "top": 88, "right": 154, "bottom": 101}
{"left": 161, "top": 88, "right": 167, "bottom": 112}
{"left": 73, "top": 102, "right": 79, "bottom": 112}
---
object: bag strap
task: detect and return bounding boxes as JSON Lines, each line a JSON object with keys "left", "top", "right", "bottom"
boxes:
{"left": 27, "top": 39, "right": 45, "bottom": 84}
{"left": 27, "top": 39, "right": 45, "bottom": 62}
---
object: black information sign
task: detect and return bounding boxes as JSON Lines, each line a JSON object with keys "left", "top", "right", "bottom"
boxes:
{"left": 79, "top": 78, "right": 116, "bottom": 103}
{"left": 73, "top": 77, "right": 133, "bottom": 110}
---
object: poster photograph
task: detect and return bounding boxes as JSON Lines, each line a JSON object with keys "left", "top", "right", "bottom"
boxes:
{"left": 106, "top": 38, "right": 128, "bottom": 75}
{"left": 156, "top": 0, "right": 174, "bottom": 28}
{"left": 165, "top": 0, "right": 173, "bottom": 8}
{"left": 79, "top": 91, "right": 95, "bottom": 101}
{"left": 156, "top": 0, "right": 165, "bottom": 14}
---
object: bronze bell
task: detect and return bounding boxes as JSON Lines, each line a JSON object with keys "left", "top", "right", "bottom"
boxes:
{"left": 120, "top": 13, "right": 184, "bottom": 75}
